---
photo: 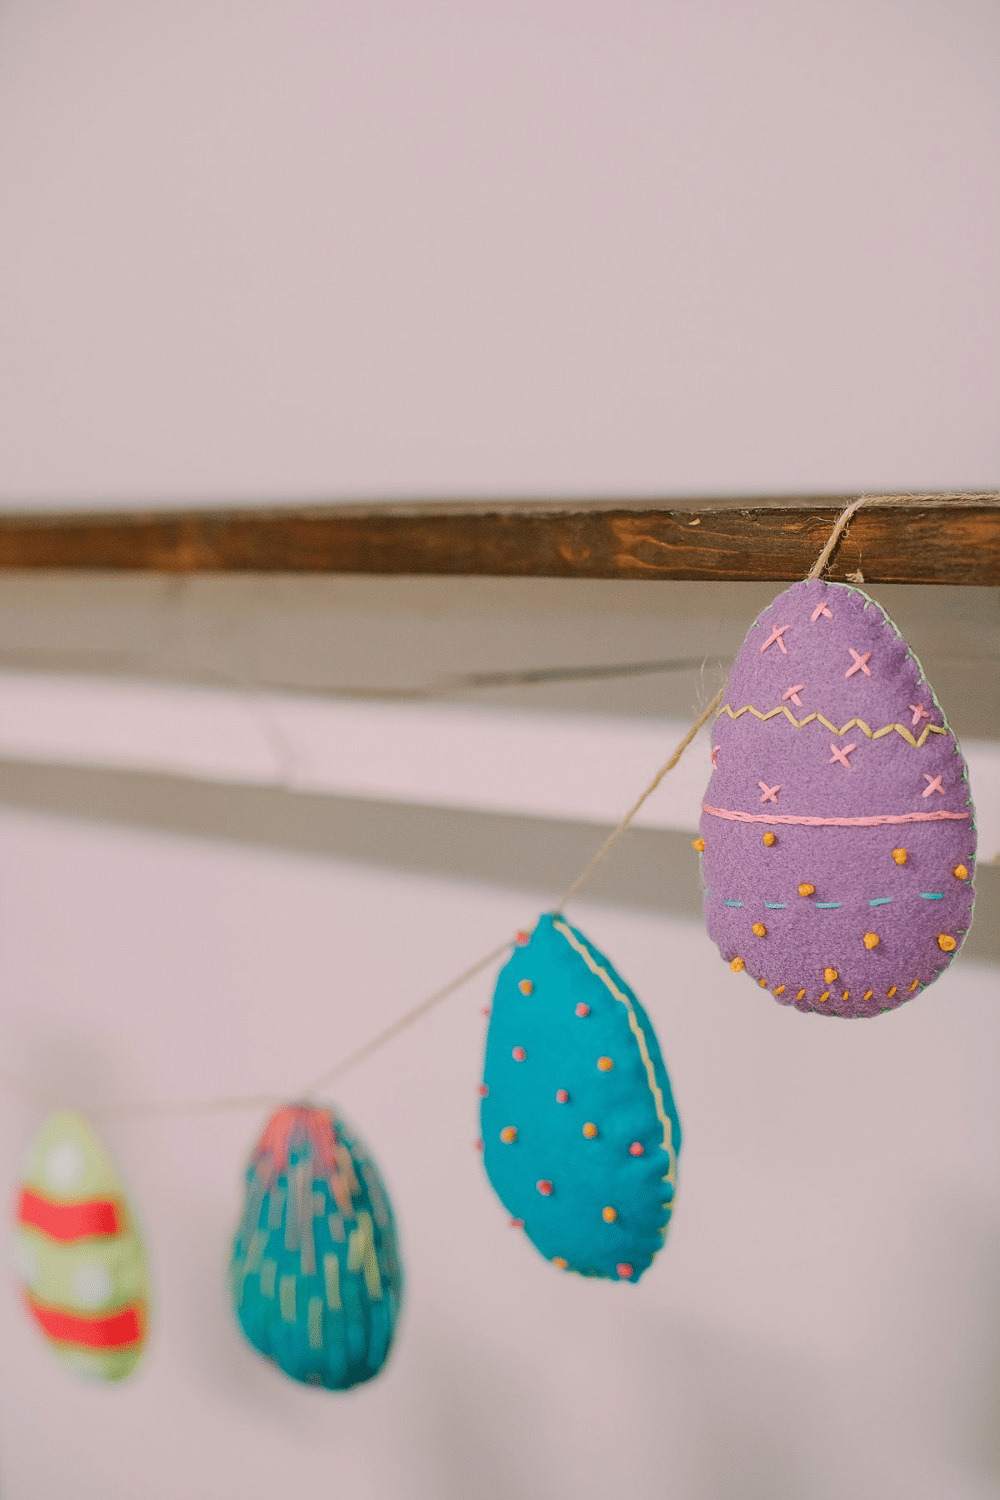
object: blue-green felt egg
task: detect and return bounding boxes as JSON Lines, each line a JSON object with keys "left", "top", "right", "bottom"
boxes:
{"left": 481, "top": 914, "right": 681, "bottom": 1282}
{"left": 231, "top": 1104, "right": 403, "bottom": 1389}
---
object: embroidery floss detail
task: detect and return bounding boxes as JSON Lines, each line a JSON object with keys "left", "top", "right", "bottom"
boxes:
{"left": 699, "top": 578, "right": 976, "bottom": 1018}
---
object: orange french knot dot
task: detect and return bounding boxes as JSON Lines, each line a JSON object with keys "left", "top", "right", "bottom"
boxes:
{"left": 518, "top": 979, "right": 534, "bottom": 995}
{"left": 823, "top": 967, "right": 838, "bottom": 983}
{"left": 863, "top": 932, "right": 880, "bottom": 949}
{"left": 762, "top": 831, "right": 776, "bottom": 847}
{"left": 692, "top": 837, "right": 706, "bottom": 852}
{"left": 796, "top": 989, "right": 806, "bottom": 999}
{"left": 499, "top": 1126, "right": 517, "bottom": 1144}
{"left": 602, "top": 1206, "right": 618, "bottom": 1223}
{"left": 892, "top": 848, "right": 908, "bottom": 865}
{"left": 887, "top": 986, "right": 897, "bottom": 997}
{"left": 863, "top": 989, "right": 873, "bottom": 1000}
{"left": 842, "top": 991, "right": 849, "bottom": 1001}
{"left": 582, "top": 1122, "right": 598, "bottom": 1139}
{"left": 937, "top": 933, "right": 957, "bottom": 952}
{"left": 818, "top": 991, "right": 830, "bottom": 1003}
{"left": 752, "top": 923, "right": 767, "bottom": 937}
{"left": 730, "top": 957, "right": 745, "bottom": 973}
{"left": 953, "top": 864, "right": 968, "bottom": 880}
{"left": 798, "top": 883, "right": 815, "bottom": 897}
{"left": 909, "top": 979, "right": 920, "bottom": 990}
{"left": 552, "top": 1257, "right": 568, "bottom": 1269}
{"left": 597, "top": 1056, "right": 614, "bottom": 1072}
{"left": 758, "top": 977, "right": 767, "bottom": 987}
{"left": 774, "top": 985, "right": 786, "bottom": 995}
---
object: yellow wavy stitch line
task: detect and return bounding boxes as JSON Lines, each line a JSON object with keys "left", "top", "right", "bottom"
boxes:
{"left": 718, "top": 703, "right": 949, "bottom": 747}
{"left": 552, "top": 918, "right": 677, "bottom": 1194}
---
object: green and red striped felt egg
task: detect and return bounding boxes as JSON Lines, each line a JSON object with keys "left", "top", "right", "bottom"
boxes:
{"left": 13, "top": 1111, "right": 149, "bottom": 1380}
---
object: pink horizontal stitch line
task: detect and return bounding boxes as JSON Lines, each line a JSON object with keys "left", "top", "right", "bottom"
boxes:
{"left": 702, "top": 803, "right": 971, "bottom": 827}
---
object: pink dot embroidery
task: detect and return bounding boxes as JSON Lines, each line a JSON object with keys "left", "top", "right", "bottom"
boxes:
{"left": 477, "top": 1084, "right": 488, "bottom": 1097}
{"left": 512, "top": 1046, "right": 527, "bottom": 1062}
{"left": 555, "top": 1089, "right": 570, "bottom": 1103}
{"left": 515, "top": 930, "right": 531, "bottom": 946}
{"left": 616, "top": 1263, "right": 634, "bottom": 1279}
{"left": 575, "top": 1003, "right": 590, "bottom": 1017}
{"left": 536, "top": 1179, "right": 553, "bottom": 1196}
{"left": 628, "top": 1142, "right": 645, "bottom": 1156}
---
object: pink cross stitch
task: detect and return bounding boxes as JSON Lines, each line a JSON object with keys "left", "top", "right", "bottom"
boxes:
{"left": 781, "top": 684, "right": 805, "bottom": 707}
{"left": 845, "top": 649, "right": 872, "bottom": 679}
{"left": 828, "top": 742, "right": 857, "bottom": 768}
{"left": 759, "top": 625, "right": 790, "bottom": 655}
{"left": 909, "top": 703, "right": 930, "bottom": 728}
{"left": 810, "top": 601, "right": 834, "bottom": 622}
{"left": 922, "top": 774, "right": 944, "bottom": 798}
{"left": 758, "top": 781, "right": 780, "bottom": 803}
{"left": 711, "top": 745, "right": 721, "bottom": 768}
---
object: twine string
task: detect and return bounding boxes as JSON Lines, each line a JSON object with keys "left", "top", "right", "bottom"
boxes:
{"left": 6, "top": 491, "right": 988, "bottom": 1122}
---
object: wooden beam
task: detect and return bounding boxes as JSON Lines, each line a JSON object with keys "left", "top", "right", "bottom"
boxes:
{"left": 0, "top": 494, "right": 996, "bottom": 583}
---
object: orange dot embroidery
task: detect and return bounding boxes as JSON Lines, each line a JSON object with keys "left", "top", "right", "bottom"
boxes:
{"left": 823, "top": 967, "right": 838, "bottom": 983}
{"left": 953, "top": 864, "right": 969, "bottom": 880}
{"left": 730, "top": 957, "right": 745, "bottom": 973}
{"left": 863, "top": 932, "right": 880, "bottom": 949}
{"left": 552, "top": 1256, "right": 568, "bottom": 1269}
{"left": 937, "top": 933, "right": 957, "bottom": 952}
{"left": 752, "top": 923, "right": 767, "bottom": 937}
{"left": 518, "top": 979, "right": 534, "bottom": 996}
{"left": 692, "top": 837, "right": 706, "bottom": 852}
{"left": 602, "top": 1206, "right": 618, "bottom": 1223}
{"left": 597, "top": 1056, "right": 614, "bottom": 1072}
{"left": 892, "top": 848, "right": 908, "bottom": 865}
{"left": 762, "top": 831, "right": 776, "bottom": 847}
{"left": 499, "top": 1126, "right": 517, "bottom": 1144}
{"left": 758, "top": 977, "right": 767, "bottom": 987}
{"left": 582, "top": 1122, "right": 598, "bottom": 1139}
{"left": 798, "top": 883, "right": 815, "bottom": 897}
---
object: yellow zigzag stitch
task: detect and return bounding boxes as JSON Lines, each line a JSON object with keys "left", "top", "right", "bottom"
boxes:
{"left": 718, "top": 704, "right": 948, "bottom": 748}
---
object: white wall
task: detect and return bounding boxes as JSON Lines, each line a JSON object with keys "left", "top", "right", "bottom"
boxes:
{"left": 0, "top": 4, "right": 997, "bottom": 1499}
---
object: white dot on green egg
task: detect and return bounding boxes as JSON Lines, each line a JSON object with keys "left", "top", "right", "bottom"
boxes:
{"left": 72, "top": 1262, "right": 114, "bottom": 1309}
{"left": 14, "top": 1237, "right": 40, "bottom": 1288}
{"left": 44, "top": 1140, "right": 85, "bottom": 1191}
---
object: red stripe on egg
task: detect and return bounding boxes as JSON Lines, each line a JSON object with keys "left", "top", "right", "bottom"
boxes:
{"left": 26, "top": 1297, "right": 144, "bottom": 1350}
{"left": 17, "top": 1189, "right": 121, "bottom": 1242}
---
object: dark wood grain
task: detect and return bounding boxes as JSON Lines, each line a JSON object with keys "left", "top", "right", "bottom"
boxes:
{"left": 0, "top": 495, "right": 996, "bottom": 583}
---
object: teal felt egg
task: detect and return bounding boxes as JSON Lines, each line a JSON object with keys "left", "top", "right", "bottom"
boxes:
{"left": 481, "top": 914, "right": 681, "bottom": 1282}
{"left": 231, "top": 1104, "right": 403, "bottom": 1389}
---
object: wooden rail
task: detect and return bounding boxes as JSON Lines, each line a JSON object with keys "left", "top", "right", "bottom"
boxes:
{"left": 0, "top": 494, "right": 996, "bottom": 583}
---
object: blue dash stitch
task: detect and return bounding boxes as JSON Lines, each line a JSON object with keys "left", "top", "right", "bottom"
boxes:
{"left": 815, "top": 902, "right": 842, "bottom": 909}
{"left": 763, "top": 903, "right": 787, "bottom": 909}
{"left": 869, "top": 897, "right": 893, "bottom": 906}
{"left": 920, "top": 892, "right": 944, "bottom": 900}
{"left": 723, "top": 900, "right": 744, "bottom": 907}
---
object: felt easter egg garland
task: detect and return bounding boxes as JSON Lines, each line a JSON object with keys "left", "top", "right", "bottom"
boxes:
{"left": 697, "top": 578, "right": 976, "bottom": 1016}
{"left": 231, "top": 1103, "right": 403, "bottom": 1390}
{"left": 1, "top": 498, "right": 985, "bottom": 1395}
{"left": 481, "top": 914, "right": 681, "bottom": 1282}
{"left": 14, "top": 1111, "right": 149, "bottom": 1380}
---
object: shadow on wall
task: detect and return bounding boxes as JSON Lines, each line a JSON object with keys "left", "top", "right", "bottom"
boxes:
{"left": 0, "top": 759, "right": 995, "bottom": 968}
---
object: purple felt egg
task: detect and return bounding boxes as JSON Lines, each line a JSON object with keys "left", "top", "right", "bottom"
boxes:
{"left": 699, "top": 579, "right": 976, "bottom": 1018}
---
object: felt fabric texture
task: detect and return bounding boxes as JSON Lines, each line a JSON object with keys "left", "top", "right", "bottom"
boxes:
{"left": 231, "top": 1104, "right": 403, "bottom": 1390}
{"left": 481, "top": 914, "right": 681, "bottom": 1282}
{"left": 14, "top": 1111, "right": 149, "bottom": 1381}
{"left": 699, "top": 578, "right": 976, "bottom": 1018}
